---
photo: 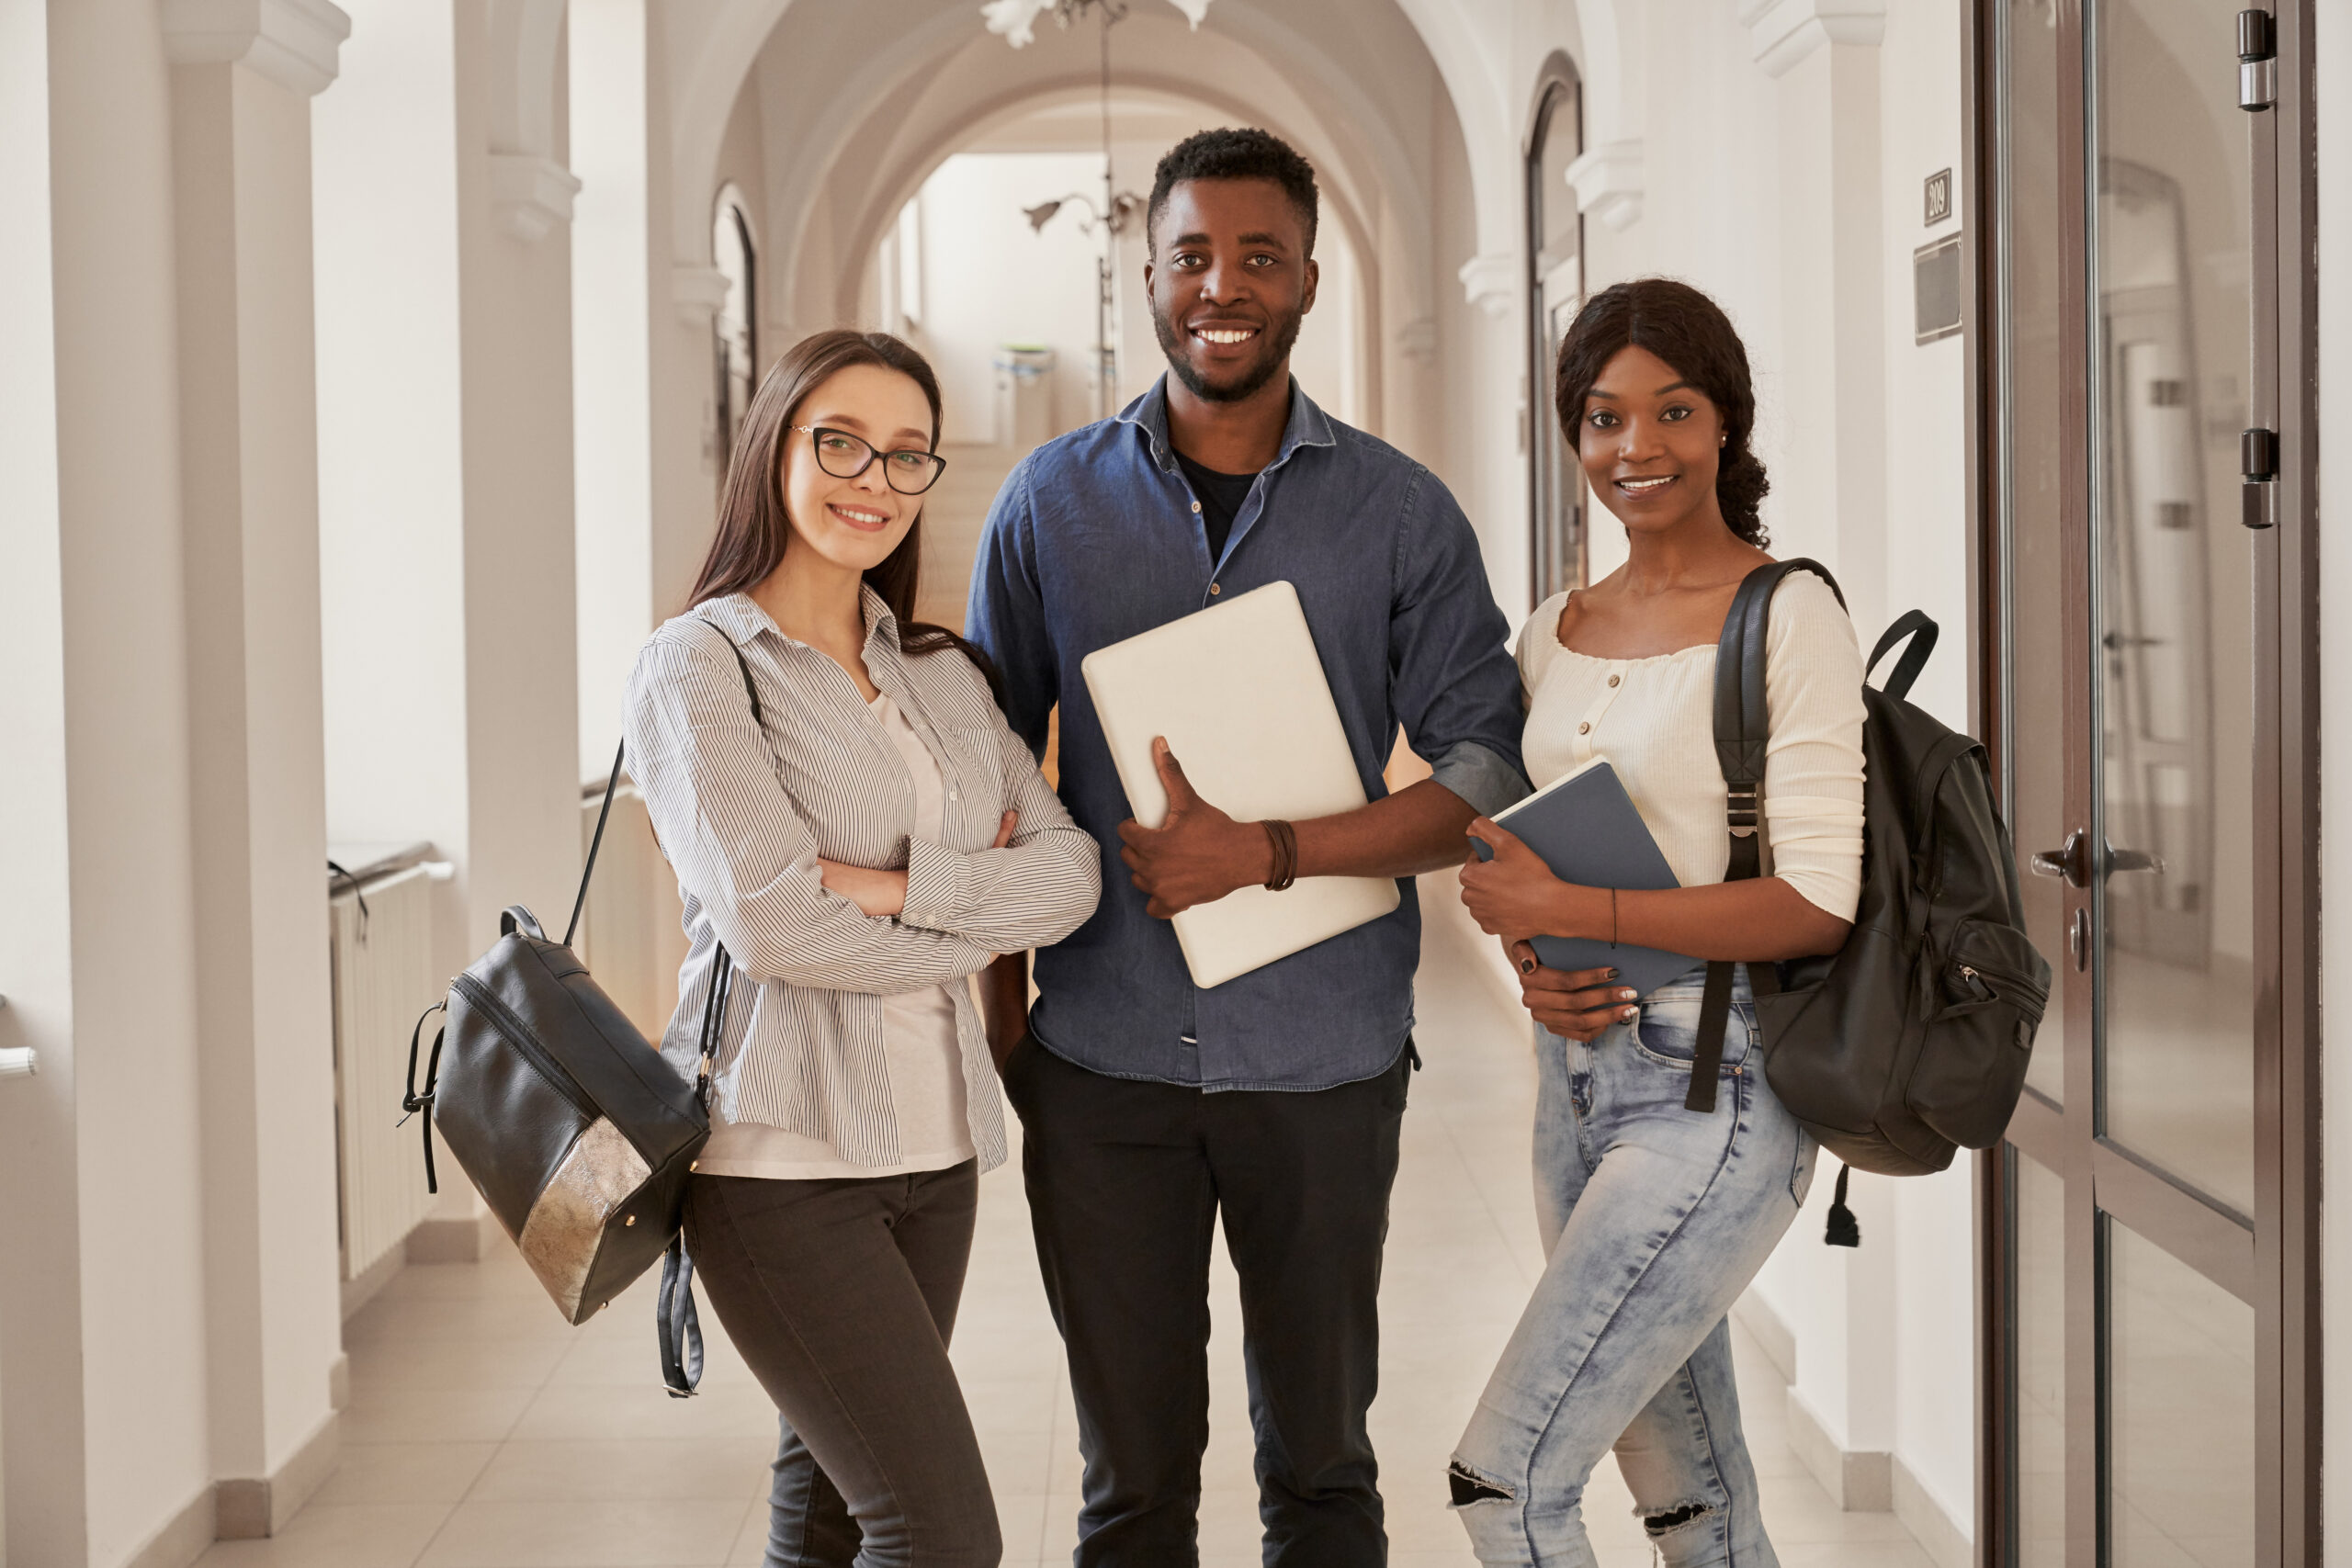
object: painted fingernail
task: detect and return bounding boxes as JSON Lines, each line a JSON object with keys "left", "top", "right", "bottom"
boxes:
{"left": 1520, "top": 958, "right": 1536, "bottom": 975}
{"left": 1619, "top": 989, "right": 1636, "bottom": 1001}
{"left": 1622, "top": 1007, "right": 1638, "bottom": 1021}
{"left": 1606, "top": 967, "right": 1622, "bottom": 981}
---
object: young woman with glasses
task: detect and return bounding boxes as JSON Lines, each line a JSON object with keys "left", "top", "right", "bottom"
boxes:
{"left": 625, "top": 330, "right": 1099, "bottom": 1567}
{"left": 1447, "top": 278, "right": 1866, "bottom": 1565}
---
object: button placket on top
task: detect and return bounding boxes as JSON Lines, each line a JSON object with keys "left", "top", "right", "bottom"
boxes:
{"left": 1572, "top": 660, "right": 1631, "bottom": 766}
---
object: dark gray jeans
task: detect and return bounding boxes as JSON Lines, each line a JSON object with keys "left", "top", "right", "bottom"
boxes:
{"left": 684, "top": 1163, "right": 999, "bottom": 1568}
{"left": 1002, "top": 1037, "right": 1410, "bottom": 1566}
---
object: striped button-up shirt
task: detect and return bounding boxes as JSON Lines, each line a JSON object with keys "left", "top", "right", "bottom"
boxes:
{"left": 624, "top": 589, "right": 1100, "bottom": 1171}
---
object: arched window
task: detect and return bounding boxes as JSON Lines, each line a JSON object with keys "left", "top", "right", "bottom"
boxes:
{"left": 1525, "top": 63, "right": 1584, "bottom": 604}
{"left": 713, "top": 186, "right": 758, "bottom": 468}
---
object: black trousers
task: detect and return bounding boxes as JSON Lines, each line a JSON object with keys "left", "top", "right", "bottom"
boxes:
{"left": 1002, "top": 1037, "right": 1411, "bottom": 1566}
{"left": 683, "top": 1164, "right": 1000, "bottom": 1568}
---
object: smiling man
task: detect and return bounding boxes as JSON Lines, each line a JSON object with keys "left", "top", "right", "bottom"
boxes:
{"left": 967, "top": 128, "right": 1527, "bottom": 1565}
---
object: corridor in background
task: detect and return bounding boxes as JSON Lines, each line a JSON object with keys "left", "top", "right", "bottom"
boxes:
{"left": 6, "top": 1, "right": 2337, "bottom": 1564}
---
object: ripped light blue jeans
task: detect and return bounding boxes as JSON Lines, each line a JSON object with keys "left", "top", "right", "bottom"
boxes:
{"left": 1451, "top": 969, "right": 1815, "bottom": 1567}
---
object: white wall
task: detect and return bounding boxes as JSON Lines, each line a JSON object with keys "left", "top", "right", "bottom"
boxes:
{"left": 918, "top": 151, "right": 1108, "bottom": 444}
{"left": 29, "top": 2, "right": 217, "bottom": 1560}
{"left": 0, "top": 0, "right": 80, "bottom": 1558}
{"left": 2318, "top": 4, "right": 2352, "bottom": 1558}
{"left": 571, "top": 0, "right": 655, "bottom": 780}
{"left": 1873, "top": 0, "right": 1976, "bottom": 1530}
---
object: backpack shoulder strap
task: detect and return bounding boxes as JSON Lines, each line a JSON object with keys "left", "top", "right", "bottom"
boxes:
{"left": 562, "top": 619, "right": 764, "bottom": 949}
{"left": 1867, "top": 610, "right": 1939, "bottom": 703}
{"left": 1687, "top": 558, "right": 1847, "bottom": 1113}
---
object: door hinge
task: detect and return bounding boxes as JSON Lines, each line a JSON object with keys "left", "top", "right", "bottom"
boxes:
{"left": 2242, "top": 426, "right": 2278, "bottom": 529}
{"left": 2238, "top": 9, "right": 2277, "bottom": 111}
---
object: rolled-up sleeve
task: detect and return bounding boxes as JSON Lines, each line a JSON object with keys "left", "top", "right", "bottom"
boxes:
{"left": 900, "top": 701, "right": 1101, "bottom": 948}
{"left": 1388, "top": 471, "right": 1531, "bottom": 818}
{"left": 625, "top": 629, "right": 998, "bottom": 994}
{"left": 965, "top": 455, "right": 1058, "bottom": 762}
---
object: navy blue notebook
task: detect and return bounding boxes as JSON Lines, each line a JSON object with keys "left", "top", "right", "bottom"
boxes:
{"left": 1469, "top": 758, "right": 1702, "bottom": 998}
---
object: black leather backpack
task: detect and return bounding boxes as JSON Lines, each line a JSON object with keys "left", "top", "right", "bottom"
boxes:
{"left": 1685, "top": 560, "right": 2051, "bottom": 1237}
{"left": 401, "top": 632, "right": 761, "bottom": 1393}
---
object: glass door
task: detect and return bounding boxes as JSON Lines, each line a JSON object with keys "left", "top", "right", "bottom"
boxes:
{"left": 1980, "top": 0, "right": 2317, "bottom": 1562}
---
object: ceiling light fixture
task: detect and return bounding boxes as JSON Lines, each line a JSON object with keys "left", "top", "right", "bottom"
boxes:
{"left": 986, "top": 0, "right": 1187, "bottom": 419}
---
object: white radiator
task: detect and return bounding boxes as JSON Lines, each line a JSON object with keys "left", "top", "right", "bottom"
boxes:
{"left": 330, "top": 863, "right": 442, "bottom": 1280}
{"left": 576, "top": 780, "right": 686, "bottom": 1043}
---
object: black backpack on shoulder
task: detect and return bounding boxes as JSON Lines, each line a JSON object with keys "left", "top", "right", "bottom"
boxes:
{"left": 401, "top": 626, "right": 762, "bottom": 1392}
{"left": 1685, "top": 560, "right": 2051, "bottom": 1235}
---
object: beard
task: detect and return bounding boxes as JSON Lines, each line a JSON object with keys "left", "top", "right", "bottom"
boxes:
{"left": 1151, "top": 300, "right": 1306, "bottom": 404}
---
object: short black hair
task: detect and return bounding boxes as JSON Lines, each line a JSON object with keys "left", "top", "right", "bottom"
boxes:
{"left": 1146, "top": 128, "right": 1318, "bottom": 259}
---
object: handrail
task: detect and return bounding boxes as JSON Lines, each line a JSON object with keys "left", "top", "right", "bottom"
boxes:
{"left": 583, "top": 774, "right": 640, "bottom": 804}
{"left": 0, "top": 994, "right": 29, "bottom": 1078}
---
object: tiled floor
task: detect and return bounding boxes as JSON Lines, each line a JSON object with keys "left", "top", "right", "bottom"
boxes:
{"left": 200, "top": 886, "right": 1936, "bottom": 1567}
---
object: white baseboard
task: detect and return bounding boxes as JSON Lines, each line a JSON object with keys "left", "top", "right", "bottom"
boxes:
{"left": 1729, "top": 1256, "right": 1973, "bottom": 1563}
{"left": 1784, "top": 1385, "right": 1894, "bottom": 1513}
{"left": 213, "top": 1409, "right": 341, "bottom": 1540}
{"left": 1893, "top": 1454, "right": 1973, "bottom": 1568}
{"left": 119, "top": 1486, "right": 213, "bottom": 1568}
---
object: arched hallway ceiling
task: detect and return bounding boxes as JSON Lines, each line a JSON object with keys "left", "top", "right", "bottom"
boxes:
{"left": 834, "top": 77, "right": 1383, "bottom": 331}
{"left": 783, "top": 48, "right": 1392, "bottom": 333}
{"left": 666, "top": 0, "right": 1487, "bottom": 341}
{"left": 665, "top": 0, "right": 1642, "bottom": 288}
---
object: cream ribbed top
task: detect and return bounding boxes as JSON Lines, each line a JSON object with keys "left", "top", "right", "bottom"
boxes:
{"left": 1516, "top": 571, "right": 1868, "bottom": 921}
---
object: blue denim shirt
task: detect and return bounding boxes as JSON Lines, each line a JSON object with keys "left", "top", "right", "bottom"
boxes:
{"left": 966, "top": 377, "right": 1529, "bottom": 1091}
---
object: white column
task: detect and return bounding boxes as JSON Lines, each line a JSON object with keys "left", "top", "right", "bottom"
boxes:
{"left": 571, "top": 0, "right": 655, "bottom": 782}
{"left": 163, "top": 0, "right": 354, "bottom": 1535}
{"left": 1742, "top": 0, "right": 1890, "bottom": 634}
{"left": 6, "top": 0, "right": 320, "bottom": 1559}
{"left": 651, "top": 24, "right": 721, "bottom": 637}
{"left": 456, "top": 2, "right": 584, "bottom": 959}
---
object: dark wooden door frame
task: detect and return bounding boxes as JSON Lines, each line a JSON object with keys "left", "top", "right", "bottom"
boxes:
{"left": 1968, "top": 1, "right": 2321, "bottom": 1562}
{"left": 2262, "top": 6, "right": 2321, "bottom": 1558}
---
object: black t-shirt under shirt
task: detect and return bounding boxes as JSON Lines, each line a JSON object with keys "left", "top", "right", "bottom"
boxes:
{"left": 1173, "top": 449, "right": 1259, "bottom": 563}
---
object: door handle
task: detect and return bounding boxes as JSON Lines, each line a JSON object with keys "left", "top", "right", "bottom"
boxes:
{"left": 2030, "top": 832, "right": 2165, "bottom": 886}
{"left": 2030, "top": 829, "right": 2093, "bottom": 888}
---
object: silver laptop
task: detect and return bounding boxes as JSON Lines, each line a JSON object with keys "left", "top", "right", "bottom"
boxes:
{"left": 1080, "top": 581, "right": 1401, "bottom": 987}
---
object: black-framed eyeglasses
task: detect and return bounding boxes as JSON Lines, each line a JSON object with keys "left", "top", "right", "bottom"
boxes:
{"left": 792, "top": 425, "right": 948, "bottom": 495}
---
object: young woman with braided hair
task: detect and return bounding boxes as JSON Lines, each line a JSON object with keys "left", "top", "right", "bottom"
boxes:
{"left": 1450, "top": 278, "right": 1866, "bottom": 1566}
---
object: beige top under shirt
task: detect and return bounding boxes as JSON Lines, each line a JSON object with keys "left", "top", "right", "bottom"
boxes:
{"left": 699, "top": 693, "right": 975, "bottom": 1180}
{"left": 1516, "top": 571, "right": 1868, "bottom": 922}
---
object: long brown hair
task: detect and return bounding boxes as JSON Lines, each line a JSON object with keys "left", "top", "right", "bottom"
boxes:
{"left": 1554, "top": 277, "right": 1771, "bottom": 547}
{"left": 686, "top": 329, "right": 997, "bottom": 691}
